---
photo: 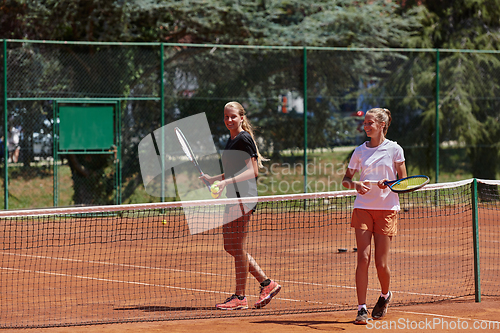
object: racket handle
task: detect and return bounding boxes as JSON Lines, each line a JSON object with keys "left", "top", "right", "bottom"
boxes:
{"left": 363, "top": 180, "right": 391, "bottom": 186}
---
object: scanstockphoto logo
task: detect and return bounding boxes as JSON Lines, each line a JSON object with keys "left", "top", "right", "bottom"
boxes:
{"left": 366, "top": 317, "right": 500, "bottom": 330}
{"left": 138, "top": 113, "right": 257, "bottom": 235}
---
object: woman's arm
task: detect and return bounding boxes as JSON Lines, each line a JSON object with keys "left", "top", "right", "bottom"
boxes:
{"left": 342, "top": 168, "right": 370, "bottom": 195}
{"left": 199, "top": 173, "right": 225, "bottom": 185}
{"left": 378, "top": 161, "right": 407, "bottom": 189}
{"left": 395, "top": 161, "right": 407, "bottom": 179}
{"left": 215, "top": 157, "right": 258, "bottom": 192}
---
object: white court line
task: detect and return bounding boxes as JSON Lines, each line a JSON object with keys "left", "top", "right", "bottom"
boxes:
{"left": 0, "top": 266, "right": 334, "bottom": 306}
{"left": 0, "top": 266, "right": 227, "bottom": 294}
{"left": 393, "top": 310, "right": 495, "bottom": 323}
{"left": 0, "top": 251, "right": 228, "bottom": 277}
{"left": 1, "top": 251, "right": 458, "bottom": 299}
{"left": 276, "top": 279, "right": 457, "bottom": 298}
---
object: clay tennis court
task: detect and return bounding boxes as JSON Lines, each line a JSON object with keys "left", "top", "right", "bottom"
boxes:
{"left": 0, "top": 184, "right": 498, "bottom": 330}
{"left": 24, "top": 295, "right": 498, "bottom": 333}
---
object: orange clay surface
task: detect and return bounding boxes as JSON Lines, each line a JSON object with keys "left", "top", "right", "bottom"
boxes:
{"left": 1, "top": 202, "right": 498, "bottom": 332}
{"left": 1, "top": 296, "right": 496, "bottom": 333}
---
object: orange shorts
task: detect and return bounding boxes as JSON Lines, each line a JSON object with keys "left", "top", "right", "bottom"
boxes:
{"left": 351, "top": 208, "right": 398, "bottom": 236}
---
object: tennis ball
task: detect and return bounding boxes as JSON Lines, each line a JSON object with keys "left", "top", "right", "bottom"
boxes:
{"left": 211, "top": 181, "right": 221, "bottom": 199}
{"left": 211, "top": 181, "right": 221, "bottom": 194}
{"left": 162, "top": 220, "right": 167, "bottom": 225}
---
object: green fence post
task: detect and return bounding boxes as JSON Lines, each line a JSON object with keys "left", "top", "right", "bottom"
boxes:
{"left": 3, "top": 39, "right": 8, "bottom": 209}
{"left": 435, "top": 49, "right": 440, "bottom": 183}
{"left": 303, "top": 47, "right": 308, "bottom": 193}
{"left": 117, "top": 101, "right": 122, "bottom": 205}
{"left": 53, "top": 101, "right": 58, "bottom": 206}
{"left": 472, "top": 178, "right": 481, "bottom": 302}
{"left": 160, "top": 43, "right": 165, "bottom": 202}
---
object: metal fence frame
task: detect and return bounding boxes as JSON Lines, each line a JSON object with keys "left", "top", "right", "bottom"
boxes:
{"left": 2, "top": 39, "right": 500, "bottom": 209}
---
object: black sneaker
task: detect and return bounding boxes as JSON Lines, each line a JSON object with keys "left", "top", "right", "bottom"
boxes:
{"left": 372, "top": 291, "right": 392, "bottom": 319}
{"left": 354, "top": 307, "right": 369, "bottom": 325}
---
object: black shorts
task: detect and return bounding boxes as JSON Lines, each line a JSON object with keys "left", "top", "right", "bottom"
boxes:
{"left": 224, "top": 192, "right": 257, "bottom": 215}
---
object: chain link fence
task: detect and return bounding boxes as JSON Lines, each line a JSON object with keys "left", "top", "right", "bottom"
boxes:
{"left": 1, "top": 40, "right": 499, "bottom": 209}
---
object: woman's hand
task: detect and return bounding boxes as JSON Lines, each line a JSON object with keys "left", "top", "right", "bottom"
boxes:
{"left": 213, "top": 179, "right": 228, "bottom": 194}
{"left": 199, "top": 174, "right": 216, "bottom": 185}
{"left": 377, "top": 179, "right": 389, "bottom": 189}
{"left": 200, "top": 173, "right": 227, "bottom": 192}
{"left": 355, "top": 181, "right": 371, "bottom": 195}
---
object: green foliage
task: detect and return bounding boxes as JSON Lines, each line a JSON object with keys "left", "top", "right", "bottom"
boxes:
{"left": 2, "top": 0, "right": 415, "bottom": 45}
{"left": 2, "top": 0, "right": 499, "bottom": 207}
{"left": 391, "top": 0, "right": 500, "bottom": 179}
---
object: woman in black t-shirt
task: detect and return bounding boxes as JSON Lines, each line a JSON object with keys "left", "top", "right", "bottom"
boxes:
{"left": 201, "top": 102, "right": 281, "bottom": 310}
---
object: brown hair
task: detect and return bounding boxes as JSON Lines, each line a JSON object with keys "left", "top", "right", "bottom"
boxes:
{"left": 366, "top": 107, "right": 392, "bottom": 136}
{"left": 224, "top": 101, "right": 268, "bottom": 169}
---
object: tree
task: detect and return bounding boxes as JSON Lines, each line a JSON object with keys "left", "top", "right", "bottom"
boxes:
{"left": 1, "top": 0, "right": 421, "bottom": 203}
{"left": 394, "top": 0, "right": 500, "bottom": 181}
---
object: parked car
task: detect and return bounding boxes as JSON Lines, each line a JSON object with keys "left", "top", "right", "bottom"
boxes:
{"left": 32, "top": 131, "right": 52, "bottom": 157}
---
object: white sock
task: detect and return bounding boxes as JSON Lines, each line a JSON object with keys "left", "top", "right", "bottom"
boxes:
{"left": 358, "top": 304, "right": 367, "bottom": 311}
{"left": 381, "top": 291, "right": 390, "bottom": 300}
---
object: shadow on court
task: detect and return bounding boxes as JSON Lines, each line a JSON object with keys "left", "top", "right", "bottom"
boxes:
{"left": 252, "top": 319, "right": 351, "bottom": 330}
{"left": 114, "top": 305, "right": 215, "bottom": 312}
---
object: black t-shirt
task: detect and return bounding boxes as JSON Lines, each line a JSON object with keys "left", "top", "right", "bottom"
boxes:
{"left": 221, "top": 131, "right": 258, "bottom": 198}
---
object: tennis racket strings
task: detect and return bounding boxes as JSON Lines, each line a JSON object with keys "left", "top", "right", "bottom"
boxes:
{"left": 391, "top": 176, "right": 429, "bottom": 191}
{"left": 175, "top": 127, "right": 195, "bottom": 162}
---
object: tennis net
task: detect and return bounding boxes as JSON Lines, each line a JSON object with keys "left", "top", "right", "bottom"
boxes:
{"left": 0, "top": 179, "right": 498, "bottom": 328}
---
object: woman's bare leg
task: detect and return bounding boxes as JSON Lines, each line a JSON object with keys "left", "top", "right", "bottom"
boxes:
{"left": 355, "top": 229, "right": 373, "bottom": 305}
{"left": 373, "top": 233, "right": 392, "bottom": 295}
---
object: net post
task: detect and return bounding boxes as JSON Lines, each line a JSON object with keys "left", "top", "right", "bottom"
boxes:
{"left": 471, "top": 178, "right": 481, "bottom": 302}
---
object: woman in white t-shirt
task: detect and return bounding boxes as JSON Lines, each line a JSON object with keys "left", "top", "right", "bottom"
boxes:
{"left": 342, "top": 108, "right": 407, "bottom": 325}
{"left": 8, "top": 125, "right": 21, "bottom": 163}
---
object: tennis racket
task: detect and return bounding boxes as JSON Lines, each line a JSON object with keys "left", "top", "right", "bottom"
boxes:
{"left": 174, "top": 127, "right": 211, "bottom": 191}
{"left": 366, "top": 175, "right": 429, "bottom": 193}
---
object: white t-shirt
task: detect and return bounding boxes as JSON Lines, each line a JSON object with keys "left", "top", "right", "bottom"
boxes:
{"left": 8, "top": 126, "right": 21, "bottom": 150}
{"left": 348, "top": 139, "right": 405, "bottom": 211}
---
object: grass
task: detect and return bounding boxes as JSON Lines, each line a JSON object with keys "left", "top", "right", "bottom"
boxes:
{"left": 258, "top": 147, "right": 353, "bottom": 195}
{"left": 2, "top": 163, "right": 75, "bottom": 209}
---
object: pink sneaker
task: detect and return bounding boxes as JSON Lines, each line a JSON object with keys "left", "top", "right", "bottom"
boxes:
{"left": 254, "top": 280, "right": 281, "bottom": 309}
{"left": 215, "top": 295, "right": 248, "bottom": 310}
